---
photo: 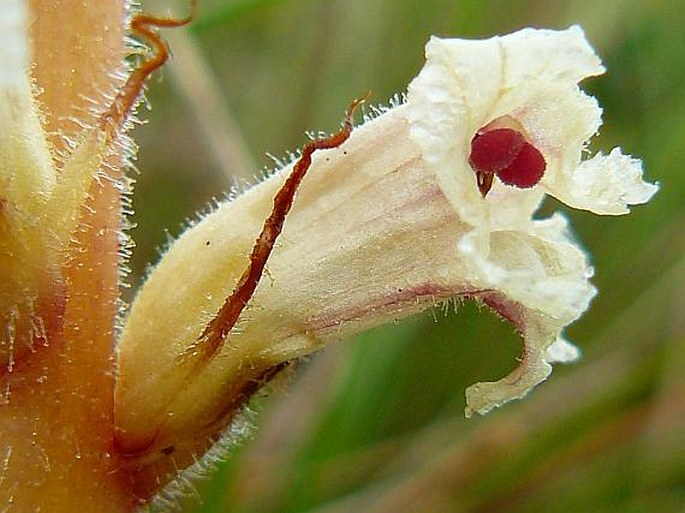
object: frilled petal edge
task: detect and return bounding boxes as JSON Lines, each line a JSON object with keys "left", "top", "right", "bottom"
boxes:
{"left": 547, "top": 147, "right": 659, "bottom": 215}
{"left": 459, "top": 213, "right": 596, "bottom": 416}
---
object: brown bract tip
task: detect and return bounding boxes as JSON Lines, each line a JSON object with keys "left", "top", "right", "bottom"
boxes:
{"left": 99, "top": 0, "right": 197, "bottom": 141}
{"left": 185, "top": 93, "right": 370, "bottom": 365}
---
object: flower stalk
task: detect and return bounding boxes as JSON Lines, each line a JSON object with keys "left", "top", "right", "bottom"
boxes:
{"left": 0, "top": 0, "right": 132, "bottom": 510}
{"left": 0, "top": 0, "right": 196, "bottom": 509}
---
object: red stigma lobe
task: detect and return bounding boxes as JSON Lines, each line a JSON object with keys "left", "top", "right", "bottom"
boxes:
{"left": 468, "top": 124, "right": 546, "bottom": 197}
{"left": 469, "top": 128, "right": 524, "bottom": 174}
{"left": 495, "top": 142, "right": 546, "bottom": 189}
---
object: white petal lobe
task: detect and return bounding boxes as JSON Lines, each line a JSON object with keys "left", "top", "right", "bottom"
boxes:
{"left": 545, "top": 337, "right": 582, "bottom": 364}
{"left": 555, "top": 148, "right": 659, "bottom": 215}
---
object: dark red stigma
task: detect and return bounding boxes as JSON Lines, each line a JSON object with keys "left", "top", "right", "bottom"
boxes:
{"left": 469, "top": 128, "right": 524, "bottom": 173}
{"left": 468, "top": 126, "right": 546, "bottom": 197}
{"left": 495, "top": 142, "right": 546, "bottom": 189}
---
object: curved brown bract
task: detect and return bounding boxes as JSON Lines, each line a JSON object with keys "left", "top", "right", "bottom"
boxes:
{"left": 185, "top": 93, "right": 370, "bottom": 365}
{"left": 100, "top": 0, "right": 197, "bottom": 141}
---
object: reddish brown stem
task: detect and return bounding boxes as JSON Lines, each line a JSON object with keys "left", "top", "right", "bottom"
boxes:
{"left": 191, "top": 93, "right": 370, "bottom": 362}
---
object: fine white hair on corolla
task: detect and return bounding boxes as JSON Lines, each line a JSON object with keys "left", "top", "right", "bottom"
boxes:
{"left": 114, "top": 26, "right": 657, "bottom": 465}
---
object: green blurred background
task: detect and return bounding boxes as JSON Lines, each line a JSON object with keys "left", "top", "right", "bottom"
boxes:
{"left": 133, "top": 0, "right": 684, "bottom": 511}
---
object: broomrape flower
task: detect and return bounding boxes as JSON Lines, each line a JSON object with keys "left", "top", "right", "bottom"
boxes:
{"left": 115, "top": 25, "right": 657, "bottom": 475}
{"left": 0, "top": 0, "right": 658, "bottom": 506}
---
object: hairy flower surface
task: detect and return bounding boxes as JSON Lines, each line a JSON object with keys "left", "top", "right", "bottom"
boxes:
{"left": 0, "top": 0, "right": 133, "bottom": 510}
{"left": 0, "top": 0, "right": 111, "bottom": 370}
{"left": 0, "top": 0, "right": 198, "bottom": 508}
{"left": 114, "top": 26, "right": 657, "bottom": 467}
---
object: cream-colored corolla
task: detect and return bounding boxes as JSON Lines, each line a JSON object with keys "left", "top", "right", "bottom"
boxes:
{"left": 114, "top": 26, "right": 657, "bottom": 460}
